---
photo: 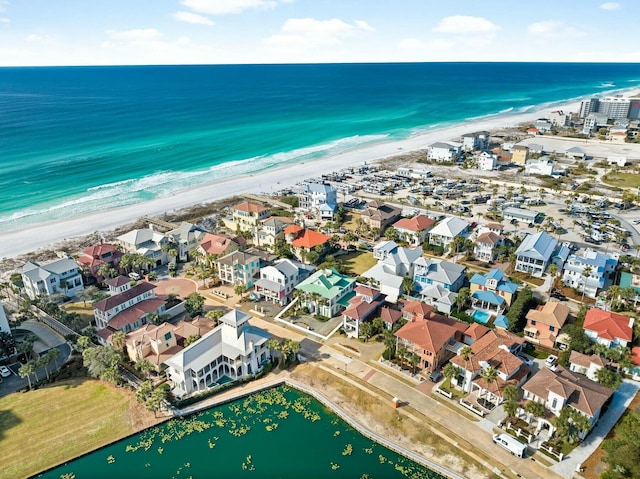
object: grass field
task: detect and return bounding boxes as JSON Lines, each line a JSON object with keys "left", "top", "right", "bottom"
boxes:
{"left": 61, "top": 302, "right": 95, "bottom": 328}
{"left": 341, "top": 251, "right": 377, "bottom": 275}
{"left": 0, "top": 378, "right": 160, "bottom": 479}
{"left": 602, "top": 172, "right": 640, "bottom": 188}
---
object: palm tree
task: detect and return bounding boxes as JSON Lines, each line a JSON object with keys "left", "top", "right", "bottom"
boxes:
{"left": 359, "top": 322, "right": 373, "bottom": 342}
{"left": 581, "top": 265, "right": 593, "bottom": 302}
{"left": 606, "top": 285, "right": 621, "bottom": 311}
{"left": 19, "top": 362, "right": 35, "bottom": 389}
{"left": 524, "top": 400, "right": 546, "bottom": 423}
{"left": 136, "top": 358, "right": 155, "bottom": 379}
{"left": 111, "top": 331, "right": 126, "bottom": 354}
{"left": 409, "top": 353, "right": 420, "bottom": 375}
{"left": 401, "top": 277, "right": 415, "bottom": 297}
{"left": 503, "top": 400, "right": 519, "bottom": 419}
{"left": 443, "top": 363, "right": 458, "bottom": 387}
{"left": 455, "top": 287, "right": 470, "bottom": 312}
{"left": 481, "top": 366, "right": 498, "bottom": 404}
{"left": 503, "top": 384, "right": 520, "bottom": 402}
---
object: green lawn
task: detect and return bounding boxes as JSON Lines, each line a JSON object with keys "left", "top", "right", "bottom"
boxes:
{"left": 61, "top": 302, "right": 95, "bottom": 328}
{"left": 341, "top": 251, "right": 377, "bottom": 275}
{"left": 602, "top": 172, "right": 640, "bottom": 188}
{"left": 0, "top": 378, "right": 156, "bottom": 479}
{"left": 342, "top": 213, "right": 361, "bottom": 231}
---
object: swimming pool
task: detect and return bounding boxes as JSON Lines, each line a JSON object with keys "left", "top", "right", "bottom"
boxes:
{"left": 471, "top": 310, "right": 492, "bottom": 324}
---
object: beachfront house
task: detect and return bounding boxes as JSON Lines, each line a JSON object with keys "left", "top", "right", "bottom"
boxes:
{"left": 391, "top": 215, "right": 435, "bottom": 247}
{"left": 394, "top": 302, "right": 467, "bottom": 374}
{"left": 253, "top": 259, "right": 315, "bottom": 306}
{"left": 524, "top": 301, "right": 571, "bottom": 348}
{"left": 473, "top": 231, "right": 504, "bottom": 262}
{"left": 524, "top": 157, "right": 557, "bottom": 176}
{"left": 297, "top": 182, "right": 338, "bottom": 221}
{"left": 93, "top": 276, "right": 167, "bottom": 344}
{"left": 428, "top": 216, "right": 470, "bottom": 252}
{"left": 510, "top": 145, "right": 529, "bottom": 165}
{"left": 295, "top": 268, "right": 356, "bottom": 318}
{"left": 117, "top": 226, "right": 169, "bottom": 267}
{"left": 514, "top": 231, "right": 558, "bottom": 277}
{"left": 522, "top": 366, "right": 613, "bottom": 438}
{"left": 230, "top": 201, "right": 271, "bottom": 233}
{"left": 255, "top": 216, "right": 293, "bottom": 249}
{"left": 449, "top": 329, "right": 528, "bottom": 407}
{"left": 561, "top": 249, "right": 618, "bottom": 299}
{"left": 461, "top": 131, "right": 490, "bottom": 152}
{"left": 216, "top": 250, "right": 261, "bottom": 288}
{"left": 427, "top": 142, "right": 461, "bottom": 162}
{"left": 469, "top": 269, "right": 518, "bottom": 315}
{"left": 342, "top": 285, "right": 386, "bottom": 338}
{"left": 165, "top": 222, "right": 208, "bottom": 262}
{"left": 583, "top": 308, "right": 634, "bottom": 349}
{"left": 125, "top": 317, "right": 215, "bottom": 372}
{"left": 477, "top": 151, "right": 497, "bottom": 171}
{"left": 22, "top": 257, "right": 84, "bottom": 300}
{"left": 164, "top": 309, "right": 271, "bottom": 398}
{"left": 76, "top": 242, "right": 123, "bottom": 283}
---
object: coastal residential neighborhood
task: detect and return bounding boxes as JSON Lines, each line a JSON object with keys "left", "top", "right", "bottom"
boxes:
{"left": 3, "top": 99, "right": 640, "bottom": 479}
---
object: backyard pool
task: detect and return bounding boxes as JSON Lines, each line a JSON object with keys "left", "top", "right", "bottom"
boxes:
{"left": 471, "top": 310, "right": 492, "bottom": 324}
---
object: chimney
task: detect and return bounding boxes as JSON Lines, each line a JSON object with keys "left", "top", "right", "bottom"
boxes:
{"left": 629, "top": 316, "right": 635, "bottom": 329}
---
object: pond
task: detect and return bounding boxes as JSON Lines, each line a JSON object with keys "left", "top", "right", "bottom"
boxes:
{"left": 37, "top": 385, "right": 445, "bottom": 479}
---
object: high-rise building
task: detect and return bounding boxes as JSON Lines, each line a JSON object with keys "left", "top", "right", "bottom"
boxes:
{"left": 598, "top": 96, "right": 630, "bottom": 120}
{"left": 629, "top": 99, "right": 640, "bottom": 120}
{"left": 579, "top": 98, "right": 599, "bottom": 118}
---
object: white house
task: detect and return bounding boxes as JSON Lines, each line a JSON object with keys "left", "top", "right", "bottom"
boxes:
{"left": 548, "top": 110, "right": 570, "bottom": 127}
{"left": 297, "top": 182, "right": 338, "bottom": 220}
{"left": 93, "top": 276, "right": 166, "bottom": 343}
{"left": 461, "top": 131, "right": 490, "bottom": 152}
{"left": 524, "top": 157, "right": 556, "bottom": 176}
{"left": 363, "top": 247, "right": 422, "bottom": 302}
{"left": 22, "top": 257, "right": 84, "bottom": 300}
{"left": 164, "top": 309, "right": 271, "bottom": 398}
{"left": 0, "top": 301, "right": 10, "bottom": 334}
{"left": 474, "top": 231, "right": 504, "bottom": 262}
{"left": 427, "top": 141, "right": 461, "bottom": 162}
{"left": 477, "top": 151, "right": 497, "bottom": 171}
{"left": 391, "top": 215, "right": 435, "bottom": 247}
{"left": 373, "top": 240, "right": 398, "bottom": 261}
{"left": 562, "top": 249, "right": 618, "bottom": 299}
{"left": 569, "top": 351, "right": 606, "bottom": 381}
{"left": 514, "top": 231, "right": 558, "bottom": 277}
{"left": 428, "top": 216, "right": 470, "bottom": 252}
{"left": 117, "top": 227, "right": 169, "bottom": 267}
{"left": 217, "top": 250, "right": 261, "bottom": 288}
{"left": 253, "top": 259, "right": 315, "bottom": 305}
{"left": 607, "top": 156, "right": 627, "bottom": 167}
{"left": 165, "top": 222, "right": 207, "bottom": 262}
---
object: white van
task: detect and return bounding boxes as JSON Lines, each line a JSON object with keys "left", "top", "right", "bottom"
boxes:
{"left": 492, "top": 433, "right": 527, "bottom": 458}
{"left": 128, "top": 272, "right": 141, "bottom": 281}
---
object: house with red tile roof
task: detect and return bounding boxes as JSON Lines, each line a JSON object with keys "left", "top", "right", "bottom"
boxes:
{"left": 342, "top": 285, "right": 386, "bottom": 338}
{"left": 583, "top": 308, "right": 634, "bottom": 349}
{"left": 450, "top": 329, "right": 528, "bottom": 406}
{"left": 524, "top": 301, "right": 571, "bottom": 348}
{"left": 231, "top": 200, "right": 271, "bottom": 232}
{"left": 93, "top": 276, "right": 167, "bottom": 344}
{"left": 77, "top": 242, "right": 123, "bottom": 282}
{"left": 391, "top": 215, "right": 435, "bottom": 247}
{"left": 197, "top": 233, "right": 244, "bottom": 258}
{"left": 568, "top": 351, "right": 606, "bottom": 381}
{"left": 522, "top": 366, "right": 613, "bottom": 436}
{"left": 629, "top": 346, "right": 640, "bottom": 380}
{"left": 394, "top": 301, "right": 468, "bottom": 374}
{"left": 379, "top": 305, "right": 403, "bottom": 331}
{"left": 284, "top": 226, "right": 331, "bottom": 261}
{"left": 125, "top": 316, "right": 215, "bottom": 370}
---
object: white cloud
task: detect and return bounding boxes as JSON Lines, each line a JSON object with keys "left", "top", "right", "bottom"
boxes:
{"left": 106, "top": 28, "right": 163, "bottom": 42}
{"left": 432, "top": 15, "right": 500, "bottom": 35}
{"left": 528, "top": 20, "right": 585, "bottom": 39}
{"left": 181, "top": 0, "right": 278, "bottom": 15}
{"left": 173, "top": 11, "right": 215, "bottom": 25}
{"left": 27, "top": 34, "right": 43, "bottom": 42}
{"left": 600, "top": 2, "right": 621, "bottom": 10}
{"left": 0, "top": 17, "right": 9, "bottom": 24}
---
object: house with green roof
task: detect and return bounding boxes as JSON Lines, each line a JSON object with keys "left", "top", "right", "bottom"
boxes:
{"left": 295, "top": 268, "right": 356, "bottom": 317}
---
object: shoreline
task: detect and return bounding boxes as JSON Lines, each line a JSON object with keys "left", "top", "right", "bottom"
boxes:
{"left": 1, "top": 88, "right": 637, "bottom": 260}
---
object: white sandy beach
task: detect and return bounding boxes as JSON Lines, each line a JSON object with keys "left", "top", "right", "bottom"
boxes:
{"left": 0, "top": 97, "right": 602, "bottom": 260}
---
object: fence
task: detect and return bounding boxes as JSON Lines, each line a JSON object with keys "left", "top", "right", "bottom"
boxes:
{"left": 434, "top": 387, "right": 453, "bottom": 399}
{"left": 459, "top": 398, "right": 485, "bottom": 417}
{"left": 32, "top": 308, "right": 77, "bottom": 338}
{"left": 538, "top": 442, "right": 563, "bottom": 461}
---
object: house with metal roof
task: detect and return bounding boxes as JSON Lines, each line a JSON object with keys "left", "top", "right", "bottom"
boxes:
{"left": 165, "top": 222, "right": 208, "bottom": 262}
{"left": 297, "top": 182, "right": 338, "bottom": 221}
{"left": 117, "top": 227, "right": 170, "bottom": 267}
{"left": 428, "top": 216, "right": 470, "bottom": 252}
{"left": 413, "top": 257, "right": 466, "bottom": 296}
{"left": 164, "top": 309, "right": 271, "bottom": 398}
{"left": 253, "top": 259, "right": 315, "bottom": 306}
{"left": 514, "top": 231, "right": 558, "bottom": 277}
{"left": 502, "top": 207, "right": 542, "bottom": 224}
{"left": 363, "top": 246, "right": 423, "bottom": 302}
{"left": 22, "top": 257, "right": 84, "bottom": 300}
{"left": 427, "top": 141, "right": 461, "bottom": 162}
{"left": 561, "top": 249, "right": 618, "bottom": 299}
{"left": 469, "top": 269, "right": 518, "bottom": 315}
{"left": 295, "top": 268, "right": 356, "bottom": 317}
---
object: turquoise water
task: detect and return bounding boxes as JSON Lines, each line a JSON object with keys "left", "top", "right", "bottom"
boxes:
{"left": 36, "top": 386, "right": 444, "bottom": 479}
{"left": 471, "top": 310, "right": 492, "bottom": 324}
{"left": 1, "top": 63, "right": 640, "bottom": 231}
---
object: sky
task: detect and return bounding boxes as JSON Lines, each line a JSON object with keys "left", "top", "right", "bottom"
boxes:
{"left": 0, "top": 0, "right": 638, "bottom": 66}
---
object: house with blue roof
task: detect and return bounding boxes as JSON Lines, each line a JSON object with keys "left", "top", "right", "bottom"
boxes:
{"left": 469, "top": 269, "right": 518, "bottom": 315}
{"left": 514, "top": 231, "right": 558, "bottom": 277}
{"left": 562, "top": 249, "right": 618, "bottom": 299}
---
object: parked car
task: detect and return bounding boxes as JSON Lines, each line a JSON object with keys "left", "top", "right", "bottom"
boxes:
{"left": 0, "top": 365, "right": 11, "bottom": 378}
{"left": 517, "top": 355, "right": 534, "bottom": 367}
{"left": 549, "top": 291, "right": 567, "bottom": 301}
{"left": 545, "top": 355, "right": 558, "bottom": 367}
{"left": 429, "top": 370, "right": 443, "bottom": 383}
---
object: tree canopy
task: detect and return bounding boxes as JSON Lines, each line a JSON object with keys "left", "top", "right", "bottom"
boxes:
{"left": 601, "top": 409, "right": 640, "bottom": 479}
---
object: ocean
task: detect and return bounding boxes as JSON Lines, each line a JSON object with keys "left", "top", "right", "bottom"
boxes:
{"left": 1, "top": 62, "right": 639, "bottom": 231}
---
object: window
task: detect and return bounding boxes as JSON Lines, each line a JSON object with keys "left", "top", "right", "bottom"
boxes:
{"left": 549, "top": 325, "right": 555, "bottom": 332}
{"left": 164, "top": 332, "right": 172, "bottom": 340}
{"left": 531, "top": 320, "right": 536, "bottom": 325}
